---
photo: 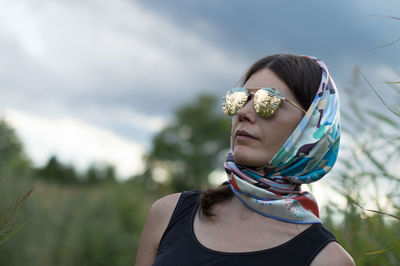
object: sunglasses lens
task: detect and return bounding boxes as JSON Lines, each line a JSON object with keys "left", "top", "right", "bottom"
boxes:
{"left": 222, "top": 87, "right": 248, "bottom": 116}
{"left": 254, "top": 88, "right": 281, "bottom": 118}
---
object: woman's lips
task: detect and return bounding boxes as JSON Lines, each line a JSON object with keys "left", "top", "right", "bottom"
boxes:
{"left": 235, "top": 130, "right": 258, "bottom": 141}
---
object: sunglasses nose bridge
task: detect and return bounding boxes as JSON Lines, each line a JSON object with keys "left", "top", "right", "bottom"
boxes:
{"left": 237, "top": 94, "right": 257, "bottom": 116}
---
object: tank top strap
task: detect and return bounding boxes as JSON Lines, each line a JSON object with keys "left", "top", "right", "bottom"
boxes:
{"left": 297, "top": 224, "right": 338, "bottom": 264}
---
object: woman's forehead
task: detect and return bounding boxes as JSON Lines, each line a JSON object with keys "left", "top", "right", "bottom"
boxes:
{"left": 244, "top": 87, "right": 271, "bottom": 92}
{"left": 244, "top": 69, "right": 288, "bottom": 91}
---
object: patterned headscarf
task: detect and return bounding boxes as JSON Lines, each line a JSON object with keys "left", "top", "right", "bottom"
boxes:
{"left": 224, "top": 56, "right": 340, "bottom": 224}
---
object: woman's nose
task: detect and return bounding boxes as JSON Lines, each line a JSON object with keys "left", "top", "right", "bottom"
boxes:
{"left": 236, "top": 98, "right": 257, "bottom": 123}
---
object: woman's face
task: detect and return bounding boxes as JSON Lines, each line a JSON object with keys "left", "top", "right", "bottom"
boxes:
{"left": 231, "top": 68, "right": 305, "bottom": 168}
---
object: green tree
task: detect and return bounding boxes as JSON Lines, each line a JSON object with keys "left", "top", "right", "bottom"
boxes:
{"left": 144, "top": 94, "right": 231, "bottom": 191}
{"left": 104, "top": 165, "right": 117, "bottom": 183}
{"left": 0, "top": 119, "right": 33, "bottom": 246}
{"left": 36, "top": 155, "right": 79, "bottom": 184}
{"left": 86, "top": 165, "right": 100, "bottom": 184}
{"left": 0, "top": 119, "right": 30, "bottom": 174}
{"left": 0, "top": 119, "right": 23, "bottom": 164}
{"left": 84, "top": 163, "right": 117, "bottom": 184}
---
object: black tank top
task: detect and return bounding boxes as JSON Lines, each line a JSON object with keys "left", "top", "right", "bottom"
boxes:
{"left": 153, "top": 190, "right": 337, "bottom": 266}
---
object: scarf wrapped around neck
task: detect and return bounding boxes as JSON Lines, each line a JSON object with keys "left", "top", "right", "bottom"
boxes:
{"left": 224, "top": 56, "right": 340, "bottom": 224}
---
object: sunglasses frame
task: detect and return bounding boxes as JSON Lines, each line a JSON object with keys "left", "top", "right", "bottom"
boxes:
{"left": 222, "top": 87, "right": 307, "bottom": 118}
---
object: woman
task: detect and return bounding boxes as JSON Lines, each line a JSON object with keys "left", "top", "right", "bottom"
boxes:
{"left": 135, "top": 54, "right": 355, "bottom": 265}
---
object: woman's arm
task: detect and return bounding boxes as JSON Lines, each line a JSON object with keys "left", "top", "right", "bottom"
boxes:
{"left": 134, "top": 193, "right": 182, "bottom": 266}
{"left": 310, "top": 242, "right": 355, "bottom": 266}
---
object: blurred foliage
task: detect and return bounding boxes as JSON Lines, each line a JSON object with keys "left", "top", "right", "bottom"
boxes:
{"left": 320, "top": 68, "right": 400, "bottom": 265}
{"left": 0, "top": 119, "right": 31, "bottom": 176}
{"left": 0, "top": 119, "right": 24, "bottom": 164}
{"left": 34, "top": 155, "right": 117, "bottom": 184}
{"left": 0, "top": 118, "right": 153, "bottom": 265}
{"left": 35, "top": 156, "right": 79, "bottom": 184}
{"left": 0, "top": 119, "right": 33, "bottom": 247}
{"left": 139, "top": 94, "right": 231, "bottom": 192}
{"left": 0, "top": 187, "right": 33, "bottom": 246}
{"left": 0, "top": 176, "right": 153, "bottom": 265}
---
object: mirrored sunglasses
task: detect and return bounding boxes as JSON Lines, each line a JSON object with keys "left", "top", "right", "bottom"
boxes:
{"left": 222, "top": 87, "right": 307, "bottom": 118}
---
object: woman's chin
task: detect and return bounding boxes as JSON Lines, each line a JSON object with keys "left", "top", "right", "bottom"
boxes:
{"left": 233, "top": 147, "right": 269, "bottom": 168}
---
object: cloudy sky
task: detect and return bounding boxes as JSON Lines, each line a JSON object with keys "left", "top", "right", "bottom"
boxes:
{"left": 1, "top": 0, "right": 399, "bottom": 179}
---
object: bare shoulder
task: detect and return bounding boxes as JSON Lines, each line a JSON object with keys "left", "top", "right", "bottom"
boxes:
{"left": 146, "top": 192, "right": 182, "bottom": 242}
{"left": 310, "top": 241, "right": 355, "bottom": 266}
{"left": 135, "top": 193, "right": 182, "bottom": 266}
{"left": 151, "top": 192, "right": 183, "bottom": 226}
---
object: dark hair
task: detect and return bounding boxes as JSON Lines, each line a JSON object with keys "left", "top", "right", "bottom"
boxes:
{"left": 199, "top": 54, "right": 322, "bottom": 217}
